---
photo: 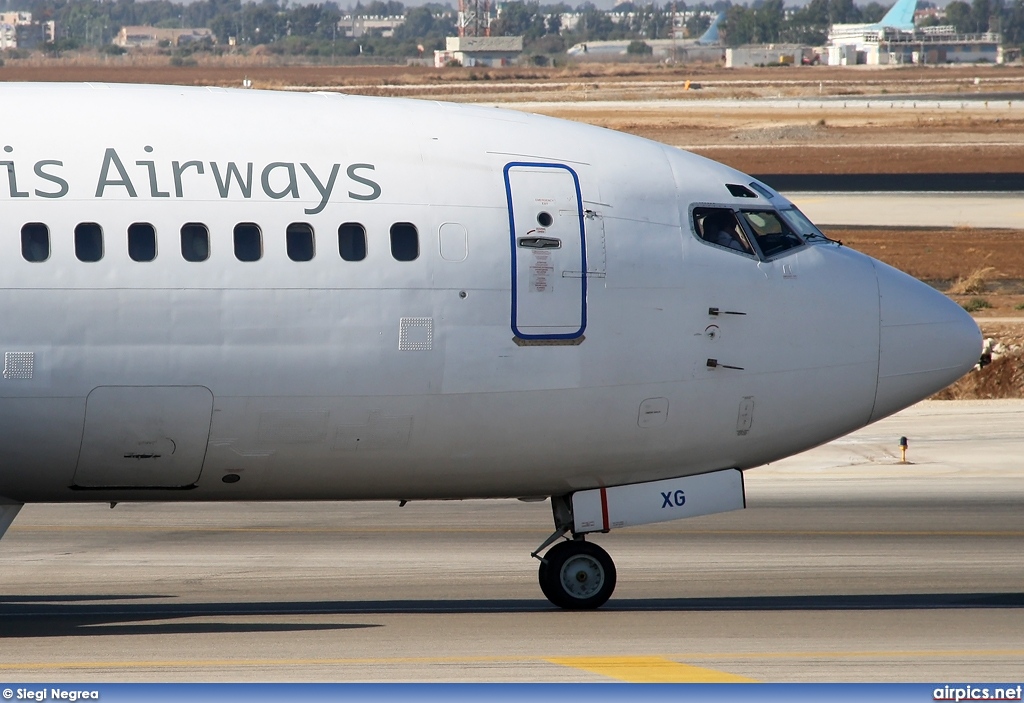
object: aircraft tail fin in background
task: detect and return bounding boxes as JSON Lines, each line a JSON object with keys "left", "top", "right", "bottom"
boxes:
{"left": 878, "top": 0, "right": 917, "bottom": 30}
{"left": 696, "top": 12, "right": 726, "bottom": 45}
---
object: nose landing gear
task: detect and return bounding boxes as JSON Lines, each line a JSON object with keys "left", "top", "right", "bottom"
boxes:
{"left": 532, "top": 494, "right": 616, "bottom": 609}
{"left": 538, "top": 539, "right": 616, "bottom": 609}
{"left": 532, "top": 472, "right": 746, "bottom": 609}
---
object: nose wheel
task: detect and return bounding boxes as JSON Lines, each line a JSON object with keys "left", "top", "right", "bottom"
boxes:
{"left": 538, "top": 540, "right": 616, "bottom": 609}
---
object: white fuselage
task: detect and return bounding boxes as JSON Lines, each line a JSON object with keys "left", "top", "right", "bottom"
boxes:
{"left": 0, "top": 84, "right": 980, "bottom": 505}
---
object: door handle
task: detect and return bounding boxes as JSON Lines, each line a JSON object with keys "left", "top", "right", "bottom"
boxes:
{"left": 518, "top": 237, "right": 561, "bottom": 249}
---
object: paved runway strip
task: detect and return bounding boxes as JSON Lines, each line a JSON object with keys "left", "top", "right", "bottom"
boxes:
{"left": 789, "top": 193, "right": 1024, "bottom": 229}
{"left": 1, "top": 400, "right": 1022, "bottom": 682}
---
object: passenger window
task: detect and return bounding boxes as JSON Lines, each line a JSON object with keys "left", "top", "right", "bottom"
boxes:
{"left": 287, "top": 223, "right": 315, "bottom": 262}
{"left": 740, "top": 210, "right": 804, "bottom": 258}
{"left": 181, "top": 223, "right": 210, "bottom": 262}
{"left": 233, "top": 223, "right": 262, "bottom": 262}
{"left": 75, "top": 222, "right": 104, "bottom": 262}
{"left": 21, "top": 223, "right": 49, "bottom": 262}
{"left": 128, "top": 223, "right": 157, "bottom": 262}
{"left": 693, "top": 208, "right": 754, "bottom": 256}
{"left": 390, "top": 222, "right": 418, "bottom": 262}
{"left": 338, "top": 222, "right": 366, "bottom": 262}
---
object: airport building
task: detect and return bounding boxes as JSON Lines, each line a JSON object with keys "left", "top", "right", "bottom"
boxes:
{"left": 726, "top": 45, "right": 818, "bottom": 67}
{"left": 338, "top": 15, "right": 406, "bottom": 39}
{"left": 434, "top": 35, "right": 523, "bottom": 67}
{"left": 114, "top": 26, "right": 215, "bottom": 48}
{"left": 823, "top": 0, "right": 1006, "bottom": 66}
{"left": 566, "top": 39, "right": 723, "bottom": 63}
{"left": 828, "top": 24, "right": 1004, "bottom": 65}
{"left": 565, "top": 12, "right": 725, "bottom": 63}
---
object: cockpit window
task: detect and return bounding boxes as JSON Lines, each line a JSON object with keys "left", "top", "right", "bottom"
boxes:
{"left": 748, "top": 181, "right": 777, "bottom": 200}
{"left": 726, "top": 183, "right": 758, "bottom": 199}
{"left": 694, "top": 207, "right": 756, "bottom": 256}
{"left": 738, "top": 210, "right": 805, "bottom": 258}
{"left": 778, "top": 207, "right": 829, "bottom": 242}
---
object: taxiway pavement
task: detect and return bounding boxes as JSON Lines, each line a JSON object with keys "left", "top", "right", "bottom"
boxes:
{"left": 789, "top": 192, "right": 1024, "bottom": 229}
{"left": 1, "top": 400, "right": 1022, "bottom": 682}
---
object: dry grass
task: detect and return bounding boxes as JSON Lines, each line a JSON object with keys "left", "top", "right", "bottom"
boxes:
{"left": 948, "top": 266, "right": 996, "bottom": 295}
{"left": 832, "top": 229, "right": 1024, "bottom": 285}
{"left": 3, "top": 55, "right": 1024, "bottom": 92}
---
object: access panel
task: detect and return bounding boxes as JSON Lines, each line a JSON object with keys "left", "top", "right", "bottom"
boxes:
{"left": 72, "top": 386, "right": 214, "bottom": 488}
{"left": 505, "top": 163, "right": 587, "bottom": 341}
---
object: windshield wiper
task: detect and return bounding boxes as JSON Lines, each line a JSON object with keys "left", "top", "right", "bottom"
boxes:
{"left": 804, "top": 230, "right": 842, "bottom": 245}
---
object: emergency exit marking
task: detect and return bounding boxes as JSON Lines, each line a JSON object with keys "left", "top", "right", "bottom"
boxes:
{"left": 529, "top": 250, "right": 554, "bottom": 293}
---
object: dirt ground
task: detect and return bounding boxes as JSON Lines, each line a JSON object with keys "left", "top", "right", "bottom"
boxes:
{"left": 2, "top": 56, "right": 1023, "bottom": 94}
{"left": 3, "top": 58, "right": 1021, "bottom": 395}
{"left": 932, "top": 321, "right": 1024, "bottom": 400}
{"left": 829, "top": 227, "right": 1024, "bottom": 302}
{"left": 828, "top": 226, "right": 1024, "bottom": 399}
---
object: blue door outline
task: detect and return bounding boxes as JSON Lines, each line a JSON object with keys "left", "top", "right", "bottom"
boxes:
{"left": 504, "top": 162, "right": 588, "bottom": 341}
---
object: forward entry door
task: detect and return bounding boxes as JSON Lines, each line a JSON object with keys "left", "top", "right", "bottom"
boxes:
{"left": 505, "top": 162, "right": 587, "bottom": 342}
{"left": 72, "top": 386, "right": 214, "bottom": 488}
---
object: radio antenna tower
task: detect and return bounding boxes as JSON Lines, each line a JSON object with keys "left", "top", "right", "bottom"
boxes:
{"left": 458, "top": 0, "right": 492, "bottom": 36}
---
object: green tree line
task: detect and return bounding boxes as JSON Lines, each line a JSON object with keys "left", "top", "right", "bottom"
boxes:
{"left": 1, "top": 0, "right": 1021, "bottom": 57}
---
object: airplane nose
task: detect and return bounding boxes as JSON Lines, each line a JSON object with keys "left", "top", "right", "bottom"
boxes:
{"left": 870, "top": 260, "right": 982, "bottom": 422}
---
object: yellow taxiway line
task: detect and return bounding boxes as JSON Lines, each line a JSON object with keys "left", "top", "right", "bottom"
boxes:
{"left": 546, "top": 656, "right": 755, "bottom": 683}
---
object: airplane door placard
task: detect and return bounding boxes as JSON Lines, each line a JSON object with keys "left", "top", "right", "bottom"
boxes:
{"left": 505, "top": 162, "right": 587, "bottom": 343}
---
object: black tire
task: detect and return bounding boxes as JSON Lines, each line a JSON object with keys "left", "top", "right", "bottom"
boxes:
{"left": 537, "top": 556, "right": 557, "bottom": 605}
{"left": 537, "top": 540, "right": 616, "bottom": 610}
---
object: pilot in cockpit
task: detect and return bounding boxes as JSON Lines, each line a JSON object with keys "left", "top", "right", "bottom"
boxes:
{"left": 700, "top": 210, "right": 754, "bottom": 255}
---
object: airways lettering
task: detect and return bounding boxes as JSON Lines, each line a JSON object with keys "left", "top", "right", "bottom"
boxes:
{"left": 3, "top": 146, "right": 384, "bottom": 207}
{"left": 2, "top": 147, "right": 70, "bottom": 199}
{"left": 137, "top": 146, "right": 170, "bottom": 198}
{"left": 347, "top": 163, "right": 381, "bottom": 201}
{"left": 95, "top": 148, "right": 138, "bottom": 197}
{"left": 261, "top": 162, "right": 300, "bottom": 200}
{"left": 33, "top": 161, "right": 69, "bottom": 199}
{"left": 1, "top": 145, "right": 29, "bottom": 198}
{"left": 300, "top": 163, "right": 340, "bottom": 215}
{"left": 210, "top": 161, "right": 254, "bottom": 198}
{"left": 172, "top": 160, "right": 205, "bottom": 198}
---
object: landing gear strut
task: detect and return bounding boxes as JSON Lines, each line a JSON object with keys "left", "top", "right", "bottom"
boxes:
{"left": 534, "top": 495, "right": 616, "bottom": 609}
{"left": 532, "top": 471, "right": 747, "bottom": 608}
{"left": 538, "top": 539, "right": 616, "bottom": 609}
